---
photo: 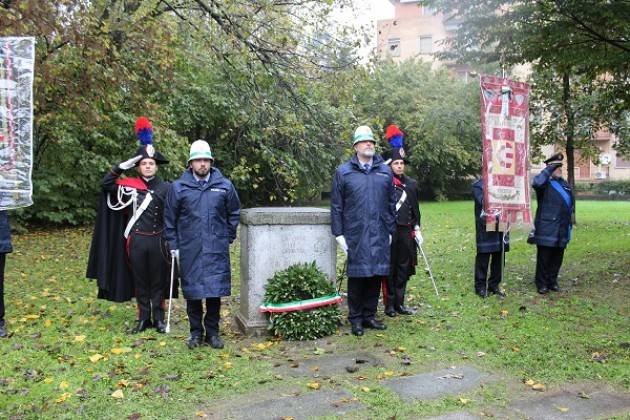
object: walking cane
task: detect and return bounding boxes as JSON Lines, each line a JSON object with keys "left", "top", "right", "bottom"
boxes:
{"left": 165, "top": 254, "right": 175, "bottom": 333}
{"left": 416, "top": 242, "right": 439, "bottom": 297}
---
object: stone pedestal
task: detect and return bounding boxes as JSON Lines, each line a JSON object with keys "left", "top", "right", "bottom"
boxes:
{"left": 236, "top": 207, "right": 336, "bottom": 336}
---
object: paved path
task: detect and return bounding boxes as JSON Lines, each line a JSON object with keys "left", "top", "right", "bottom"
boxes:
{"left": 198, "top": 352, "right": 630, "bottom": 419}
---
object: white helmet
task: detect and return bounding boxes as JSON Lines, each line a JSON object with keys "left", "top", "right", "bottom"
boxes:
{"left": 188, "top": 140, "right": 214, "bottom": 162}
{"left": 353, "top": 125, "right": 375, "bottom": 145}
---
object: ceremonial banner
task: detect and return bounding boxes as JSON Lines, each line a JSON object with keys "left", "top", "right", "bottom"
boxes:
{"left": 0, "top": 37, "right": 35, "bottom": 210}
{"left": 479, "top": 75, "right": 531, "bottom": 230}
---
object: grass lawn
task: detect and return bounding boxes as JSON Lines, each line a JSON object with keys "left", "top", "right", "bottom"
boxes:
{"left": 1, "top": 200, "right": 629, "bottom": 419}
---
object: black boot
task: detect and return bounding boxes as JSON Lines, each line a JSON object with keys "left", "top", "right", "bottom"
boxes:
{"left": 385, "top": 306, "right": 396, "bottom": 317}
{"left": 395, "top": 306, "right": 414, "bottom": 315}
{"left": 362, "top": 319, "right": 387, "bottom": 330}
{"left": 187, "top": 335, "right": 202, "bottom": 349}
{"left": 475, "top": 288, "right": 488, "bottom": 298}
{"left": 0, "top": 320, "right": 6, "bottom": 338}
{"left": 351, "top": 323, "right": 364, "bottom": 336}
{"left": 155, "top": 320, "right": 166, "bottom": 334}
{"left": 205, "top": 335, "right": 224, "bottom": 349}
{"left": 131, "top": 319, "right": 153, "bottom": 334}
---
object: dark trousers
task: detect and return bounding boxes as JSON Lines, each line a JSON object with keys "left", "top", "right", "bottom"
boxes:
{"left": 128, "top": 234, "right": 168, "bottom": 322}
{"left": 387, "top": 225, "right": 413, "bottom": 309}
{"left": 535, "top": 245, "right": 565, "bottom": 289}
{"left": 474, "top": 251, "right": 503, "bottom": 292}
{"left": 347, "top": 276, "right": 381, "bottom": 325}
{"left": 186, "top": 297, "right": 221, "bottom": 338}
{"left": 0, "top": 253, "right": 5, "bottom": 321}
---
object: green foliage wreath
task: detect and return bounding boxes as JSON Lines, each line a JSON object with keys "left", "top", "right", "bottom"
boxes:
{"left": 263, "top": 262, "right": 341, "bottom": 341}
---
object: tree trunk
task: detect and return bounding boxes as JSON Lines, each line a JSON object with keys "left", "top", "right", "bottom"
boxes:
{"left": 562, "top": 72, "right": 575, "bottom": 188}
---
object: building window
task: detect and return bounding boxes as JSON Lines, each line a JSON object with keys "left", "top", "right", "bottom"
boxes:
{"left": 423, "top": 6, "right": 436, "bottom": 16}
{"left": 418, "top": 35, "right": 433, "bottom": 54}
{"left": 388, "top": 38, "right": 401, "bottom": 57}
{"left": 616, "top": 153, "right": 630, "bottom": 168}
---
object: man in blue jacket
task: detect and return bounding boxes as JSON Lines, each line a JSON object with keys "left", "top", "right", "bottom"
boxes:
{"left": 331, "top": 126, "right": 396, "bottom": 336}
{"left": 531, "top": 153, "right": 575, "bottom": 294}
{"left": 0, "top": 210, "right": 12, "bottom": 338}
{"left": 165, "top": 140, "right": 241, "bottom": 349}
{"left": 472, "top": 179, "right": 509, "bottom": 298}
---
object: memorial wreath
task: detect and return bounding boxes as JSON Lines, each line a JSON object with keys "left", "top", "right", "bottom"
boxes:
{"left": 261, "top": 262, "right": 342, "bottom": 340}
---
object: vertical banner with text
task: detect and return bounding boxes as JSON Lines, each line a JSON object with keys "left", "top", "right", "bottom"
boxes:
{"left": 1, "top": 37, "right": 35, "bottom": 210}
{"left": 480, "top": 75, "right": 531, "bottom": 230}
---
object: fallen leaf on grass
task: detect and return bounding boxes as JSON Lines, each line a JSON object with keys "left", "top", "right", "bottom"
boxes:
{"left": 396, "top": 346, "right": 406, "bottom": 352}
{"left": 89, "top": 354, "right": 104, "bottom": 363}
{"left": 223, "top": 362, "right": 232, "bottom": 370}
{"left": 44, "top": 319, "right": 53, "bottom": 328}
{"left": 438, "top": 373, "right": 464, "bottom": 380}
{"left": 383, "top": 370, "right": 394, "bottom": 377}
{"left": 360, "top": 386, "right": 371, "bottom": 392}
{"left": 307, "top": 381, "right": 321, "bottom": 390}
{"left": 111, "top": 389, "right": 124, "bottom": 399}
{"left": 532, "top": 383, "right": 546, "bottom": 391}
{"left": 154, "top": 384, "right": 170, "bottom": 398}
{"left": 59, "top": 381, "right": 69, "bottom": 390}
{"left": 195, "top": 411, "right": 208, "bottom": 418}
{"left": 74, "top": 335, "right": 86, "bottom": 342}
{"left": 111, "top": 347, "right": 132, "bottom": 355}
{"left": 557, "top": 406, "right": 569, "bottom": 412}
{"left": 577, "top": 391, "right": 591, "bottom": 399}
{"left": 476, "top": 351, "right": 486, "bottom": 357}
{"left": 55, "top": 392, "right": 71, "bottom": 403}
{"left": 117, "top": 379, "right": 129, "bottom": 388}
{"left": 524, "top": 379, "right": 535, "bottom": 386}
{"left": 459, "top": 397, "right": 471, "bottom": 405}
{"left": 512, "top": 347, "right": 520, "bottom": 352}
{"left": 591, "top": 352, "right": 607, "bottom": 363}
{"left": 44, "top": 377, "right": 53, "bottom": 384}
{"left": 499, "top": 309, "right": 508, "bottom": 319}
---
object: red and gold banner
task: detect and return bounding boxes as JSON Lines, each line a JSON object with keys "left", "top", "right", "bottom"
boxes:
{"left": 479, "top": 75, "right": 532, "bottom": 230}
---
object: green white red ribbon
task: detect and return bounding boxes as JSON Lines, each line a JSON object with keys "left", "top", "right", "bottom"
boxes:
{"left": 259, "top": 294, "right": 343, "bottom": 313}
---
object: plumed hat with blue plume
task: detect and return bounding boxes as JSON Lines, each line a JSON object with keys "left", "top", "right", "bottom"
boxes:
{"left": 131, "top": 117, "right": 168, "bottom": 165}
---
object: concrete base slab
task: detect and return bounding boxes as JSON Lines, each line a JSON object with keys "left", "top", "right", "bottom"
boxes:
{"left": 427, "top": 412, "right": 481, "bottom": 420}
{"left": 382, "top": 365, "right": 488, "bottom": 400}
{"left": 509, "top": 389, "right": 630, "bottom": 419}
{"left": 278, "top": 351, "right": 384, "bottom": 378}
{"left": 208, "top": 389, "right": 364, "bottom": 420}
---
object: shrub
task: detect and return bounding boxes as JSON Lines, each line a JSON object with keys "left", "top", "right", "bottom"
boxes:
{"left": 263, "top": 262, "right": 341, "bottom": 340}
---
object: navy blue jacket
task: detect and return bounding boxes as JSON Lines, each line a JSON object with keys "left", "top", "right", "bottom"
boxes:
{"left": 472, "top": 179, "right": 509, "bottom": 253}
{"left": 331, "top": 154, "right": 396, "bottom": 278}
{"left": 0, "top": 211, "right": 12, "bottom": 254}
{"left": 165, "top": 168, "right": 240, "bottom": 300}
{"left": 532, "top": 166, "right": 574, "bottom": 248}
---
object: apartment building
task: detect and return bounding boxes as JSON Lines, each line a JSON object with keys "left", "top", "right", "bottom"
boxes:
{"left": 377, "top": 0, "right": 629, "bottom": 182}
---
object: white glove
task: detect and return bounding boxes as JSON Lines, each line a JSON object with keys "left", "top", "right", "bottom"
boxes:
{"left": 414, "top": 225, "right": 423, "bottom": 246}
{"left": 119, "top": 155, "right": 143, "bottom": 170}
{"left": 335, "top": 236, "right": 348, "bottom": 254}
{"left": 170, "top": 249, "right": 179, "bottom": 259}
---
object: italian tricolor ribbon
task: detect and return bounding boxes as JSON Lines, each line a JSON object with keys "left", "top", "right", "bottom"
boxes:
{"left": 259, "top": 294, "right": 343, "bottom": 313}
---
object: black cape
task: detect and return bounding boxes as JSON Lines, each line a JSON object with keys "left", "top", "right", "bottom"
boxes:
{"left": 86, "top": 183, "right": 179, "bottom": 302}
{"left": 86, "top": 190, "right": 135, "bottom": 302}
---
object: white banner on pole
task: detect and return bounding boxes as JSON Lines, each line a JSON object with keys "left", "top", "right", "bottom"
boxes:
{"left": 0, "top": 36, "right": 35, "bottom": 210}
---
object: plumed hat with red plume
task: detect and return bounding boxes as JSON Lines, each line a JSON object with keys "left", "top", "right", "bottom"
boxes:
{"left": 130, "top": 117, "right": 169, "bottom": 165}
{"left": 385, "top": 124, "right": 404, "bottom": 149}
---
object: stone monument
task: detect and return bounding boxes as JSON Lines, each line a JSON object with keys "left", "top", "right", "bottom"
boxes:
{"left": 236, "top": 207, "right": 336, "bottom": 335}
